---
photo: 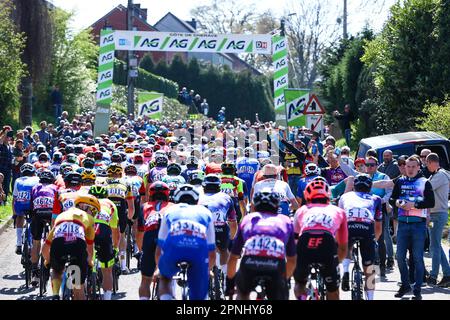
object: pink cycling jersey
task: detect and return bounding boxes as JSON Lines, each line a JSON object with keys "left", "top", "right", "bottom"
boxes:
{"left": 294, "top": 203, "right": 348, "bottom": 245}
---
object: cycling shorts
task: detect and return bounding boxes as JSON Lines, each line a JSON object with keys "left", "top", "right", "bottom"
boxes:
{"left": 158, "top": 245, "right": 209, "bottom": 300}
{"left": 133, "top": 199, "right": 142, "bottom": 220}
{"left": 141, "top": 229, "right": 158, "bottom": 277}
{"left": 30, "top": 211, "right": 52, "bottom": 241}
{"left": 348, "top": 222, "right": 376, "bottom": 267}
{"left": 50, "top": 238, "right": 88, "bottom": 284}
{"left": 94, "top": 223, "right": 115, "bottom": 268}
{"left": 294, "top": 231, "right": 340, "bottom": 292}
{"left": 236, "top": 255, "right": 288, "bottom": 300}
{"left": 214, "top": 224, "right": 230, "bottom": 251}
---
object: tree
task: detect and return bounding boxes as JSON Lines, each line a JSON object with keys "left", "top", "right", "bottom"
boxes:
{"left": 417, "top": 98, "right": 450, "bottom": 138}
{"left": 139, "top": 54, "right": 154, "bottom": 73}
{"left": 0, "top": 0, "right": 26, "bottom": 126}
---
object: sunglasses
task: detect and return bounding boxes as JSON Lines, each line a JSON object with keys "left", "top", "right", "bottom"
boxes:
{"left": 366, "top": 163, "right": 377, "bottom": 167}
{"left": 398, "top": 163, "right": 406, "bottom": 166}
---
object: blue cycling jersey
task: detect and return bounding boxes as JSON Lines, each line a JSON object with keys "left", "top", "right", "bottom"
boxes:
{"left": 297, "top": 174, "right": 319, "bottom": 199}
{"left": 13, "top": 176, "right": 40, "bottom": 214}
{"left": 236, "top": 157, "right": 259, "bottom": 196}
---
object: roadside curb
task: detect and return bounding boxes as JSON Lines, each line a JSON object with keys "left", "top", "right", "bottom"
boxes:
{"left": 0, "top": 217, "right": 13, "bottom": 236}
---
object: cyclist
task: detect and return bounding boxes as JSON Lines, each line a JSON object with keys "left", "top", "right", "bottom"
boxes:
{"left": 187, "top": 169, "right": 205, "bottom": 195}
{"left": 143, "top": 154, "right": 168, "bottom": 202}
{"left": 251, "top": 164, "right": 299, "bottom": 216}
{"left": 199, "top": 174, "right": 237, "bottom": 280}
{"left": 156, "top": 185, "right": 215, "bottom": 300}
{"left": 34, "top": 152, "right": 51, "bottom": 173}
{"left": 42, "top": 194, "right": 99, "bottom": 300}
{"left": 138, "top": 182, "right": 174, "bottom": 300}
{"left": 162, "top": 163, "right": 186, "bottom": 200}
{"left": 181, "top": 156, "right": 199, "bottom": 182}
{"left": 12, "top": 164, "right": 40, "bottom": 255}
{"left": 133, "top": 154, "right": 147, "bottom": 178}
{"left": 30, "top": 170, "right": 58, "bottom": 286}
{"left": 81, "top": 157, "right": 95, "bottom": 170}
{"left": 293, "top": 179, "right": 348, "bottom": 300}
{"left": 49, "top": 152, "right": 63, "bottom": 178}
{"left": 338, "top": 174, "right": 383, "bottom": 300}
{"left": 124, "top": 164, "right": 145, "bottom": 262}
{"left": 105, "top": 163, "right": 134, "bottom": 274}
{"left": 296, "top": 163, "right": 321, "bottom": 206}
{"left": 52, "top": 172, "right": 83, "bottom": 224}
{"left": 54, "top": 163, "right": 72, "bottom": 190}
{"left": 226, "top": 188, "right": 297, "bottom": 300}
{"left": 220, "top": 162, "right": 246, "bottom": 219}
{"left": 79, "top": 169, "right": 97, "bottom": 193}
{"left": 89, "top": 185, "right": 119, "bottom": 301}
{"left": 236, "top": 147, "right": 260, "bottom": 200}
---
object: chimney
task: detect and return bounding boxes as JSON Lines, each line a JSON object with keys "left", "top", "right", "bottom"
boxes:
{"left": 141, "top": 8, "right": 148, "bottom": 21}
{"left": 187, "top": 18, "right": 197, "bottom": 30}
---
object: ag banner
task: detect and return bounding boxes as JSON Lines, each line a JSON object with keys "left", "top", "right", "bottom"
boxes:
{"left": 284, "top": 89, "right": 310, "bottom": 127}
{"left": 114, "top": 31, "right": 272, "bottom": 55}
{"left": 138, "top": 92, "right": 163, "bottom": 119}
{"left": 272, "top": 35, "right": 289, "bottom": 128}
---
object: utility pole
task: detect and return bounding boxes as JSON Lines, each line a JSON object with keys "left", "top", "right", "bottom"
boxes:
{"left": 343, "top": 0, "right": 348, "bottom": 39}
{"left": 127, "top": 0, "right": 136, "bottom": 116}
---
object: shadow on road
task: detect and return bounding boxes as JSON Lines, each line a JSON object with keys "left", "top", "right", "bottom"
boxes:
{"left": 17, "top": 294, "right": 52, "bottom": 300}
{"left": 3, "top": 272, "right": 25, "bottom": 281}
{"left": 112, "top": 292, "right": 127, "bottom": 300}
{"left": 0, "top": 285, "right": 36, "bottom": 296}
{"left": 421, "top": 286, "right": 450, "bottom": 295}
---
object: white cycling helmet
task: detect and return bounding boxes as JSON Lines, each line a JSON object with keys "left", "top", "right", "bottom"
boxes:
{"left": 173, "top": 184, "right": 199, "bottom": 205}
{"left": 304, "top": 163, "right": 321, "bottom": 176}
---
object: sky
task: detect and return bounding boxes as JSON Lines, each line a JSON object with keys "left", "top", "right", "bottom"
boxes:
{"left": 50, "top": 0, "right": 397, "bottom": 36}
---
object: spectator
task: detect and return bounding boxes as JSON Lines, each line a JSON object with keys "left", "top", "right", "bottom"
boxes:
{"left": 218, "top": 107, "right": 226, "bottom": 123}
{"left": 320, "top": 150, "right": 347, "bottom": 186}
{"left": 425, "top": 153, "right": 450, "bottom": 287}
{"left": 194, "top": 94, "right": 202, "bottom": 113}
{"left": 333, "top": 104, "right": 355, "bottom": 147}
{"left": 24, "top": 126, "right": 33, "bottom": 147}
{"left": 51, "top": 85, "right": 63, "bottom": 123}
{"left": 201, "top": 99, "right": 209, "bottom": 116}
{"left": 378, "top": 149, "right": 401, "bottom": 179}
{"left": 37, "top": 121, "right": 52, "bottom": 149}
{"left": 11, "top": 139, "right": 26, "bottom": 189}
{"left": 0, "top": 173, "right": 5, "bottom": 205}
{"left": 58, "top": 122, "right": 74, "bottom": 139}
{"left": 279, "top": 138, "right": 307, "bottom": 194}
{"left": 340, "top": 146, "right": 354, "bottom": 169}
{"left": 419, "top": 148, "right": 432, "bottom": 178}
{"left": 390, "top": 156, "right": 435, "bottom": 300}
{"left": 0, "top": 126, "right": 13, "bottom": 201}
{"left": 310, "top": 131, "right": 324, "bottom": 155}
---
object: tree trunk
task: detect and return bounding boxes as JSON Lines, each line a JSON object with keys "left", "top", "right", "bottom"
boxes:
{"left": 20, "top": 76, "right": 33, "bottom": 126}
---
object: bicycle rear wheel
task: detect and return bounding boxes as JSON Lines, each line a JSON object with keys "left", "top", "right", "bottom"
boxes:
{"left": 126, "top": 225, "right": 132, "bottom": 270}
{"left": 39, "top": 257, "right": 49, "bottom": 297}
{"left": 22, "top": 239, "right": 31, "bottom": 289}
{"left": 112, "top": 262, "right": 120, "bottom": 294}
{"left": 351, "top": 269, "right": 364, "bottom": 300}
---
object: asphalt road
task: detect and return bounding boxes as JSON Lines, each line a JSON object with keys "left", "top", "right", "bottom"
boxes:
{"left": 0, "top": 222, "right": 448, "bottom": 300}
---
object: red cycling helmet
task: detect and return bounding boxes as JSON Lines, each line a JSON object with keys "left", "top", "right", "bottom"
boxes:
{"left": 153, "top": 144, "right": 161, "bottom": 151}
{"left": 157, "top": 137, "right": 166, "bottom": 146}
{"left": 143, "top": 147, "right": 152, "bottom": 158}
{"left": 303, "top": 180, "right": 330, "bottom": 202}
{"left": 149, "top": 181, "right": 170, "bottom": 201}
{"left": 134, "top": 154, "right": 144, "bottom": 164}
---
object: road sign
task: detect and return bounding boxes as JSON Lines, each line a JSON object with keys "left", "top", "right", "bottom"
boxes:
{"left": 304, "top": 94, "right": 325, "bottom": 114}
{"left": 307, "top": 114, "right": 323, "bottom": 133}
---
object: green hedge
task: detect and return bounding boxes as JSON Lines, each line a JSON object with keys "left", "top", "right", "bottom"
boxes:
{"left": 113, "top": 60, "right": 178, "bottom": 99}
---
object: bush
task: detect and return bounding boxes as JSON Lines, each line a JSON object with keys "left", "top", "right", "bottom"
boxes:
{"left": 417, "top": 98, "right": 450, "bottom": 137}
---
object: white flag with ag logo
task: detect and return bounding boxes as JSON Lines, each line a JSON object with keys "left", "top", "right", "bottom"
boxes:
{"left": 138, "top": 92, "right": 163, "bottom": 119}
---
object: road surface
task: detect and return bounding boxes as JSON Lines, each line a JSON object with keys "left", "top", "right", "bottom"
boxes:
{"left": 0, "top": 222, "right": 448, "bottom": 300}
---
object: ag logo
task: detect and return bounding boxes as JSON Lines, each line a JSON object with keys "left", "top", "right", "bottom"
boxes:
{"left": 102, "top": 34, "right": 114, "bottom": 45}
{"left": 140, "top": 100, "right": 160, "bottom": 116}
{"left": 197, "top": 39, "right": 217, "bottom": 49}
{"left": 169, "top": 39, "right": 188, "bottom": 48}
{"left": 287, "top": 97, "right": 306, "bottom": 119}
{"left": 140, "top": 38, "right": 160, "bottom": 48}
{"left": 99, "top": 71, "right": 112, "bottom": 81}
{"left": 98, "top": 89, "right": 112, "bottom": 99}
{"left": 226, "top": 40, "right": 245, "bottom": 50}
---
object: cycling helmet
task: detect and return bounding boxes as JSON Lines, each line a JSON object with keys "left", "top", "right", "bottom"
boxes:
{"left": 74, "top": 145, "right": 83, "bottom": 155}
{"left": 189, "top": 170, "right": 205, "bottom": 185}
{"left": 312, "top": 176, "right": 327, "bottom": 183}
{"left": 64, "top": 136, "right": 73, "bottom": 144}
{"left": 88, "top": 185, "right": 108, "bottom": 199}
{"left": 82, "top": 157, "right": 95, "bottom": 169}
{"left": 149, "top": 181, "right": 170, "bottom": 201}
{"left": 124, "top": 164, "right": 137, "bottom": 175}
{"left": 107, "top": 163, "right": 123, "bottom": 176}
{"left": 38, "top": 152, "right": 49, "bottom": 162}
{"left": 244, "top": 147, "right": 255, "bottom": 157}
{"left": 74, "top": 194, "right": 101, "bottom": 216}
{"left": 143, "top": 147, "right": 152, "bottom": 158}
{"left": 133, "top": 154, "right": 144, "bottom": 165}
{"left": 354, "top": 174, "right": 373, "bottom": 192}
{"left": 125, "top": 145, "right": 134, "bottom": 154}
{"left": 96, "top": 166, "right": 107, "bottom": 177}
{"left": 60, "top": 162, "right": 73, "bottom": 174}
{"left": 64, "top": 172, "right": 82, "bottom": 187}
{"left": 36, "top": 144, "right": 46, "bottom": 155}
{"left": 66, "top": 153, "right": 78, "bottom": 165}
{"left": 155, "top": 155, "right": 168, "bottom": 167}
{"left": 39, "top": 169, "right": 55, "bottom": 184}
{"left": 119, "top": 152, "right": 127, "bottom": 162}
{"left": 167, "top": 163, "right": 182, "bottom": 176}
{"left": 172, "top": 184, "right": 199, "bottom": 205}
{"left": 94, "top": 150, "right": 104, "bottom": 161}
{"left": 111, "top": 152, "right": 121, "bottom": 163}
{"left": 186, "top": 156, "right": 199, "bottom": 169}
{"left": 221, "top": 162, "right": 236, "bottom": 175}
{"left": 304, "top": 163, "right": 321, "bottom": 176}
{"left": 252, "top": 188, "right": 280, "bottom": 213}
{"left": 65, "top": 144, "right": 74, "bottom": 155}
{"left": 20, "top": 163, "right": 35, "bottom": 176}
{"left": 76, "top": 167, "right": 85, "bottom": 174}
{"left": 202, "top": 174, "right": 221, "bottom": 189}
{"left": 304, "top": 179, "right": 330, "bottom": 202}
{"left": 81, "top": 169, "right": 96, "bottom": 182}
{"left": 53, "top": 152, "right": 63, "bottom": 163}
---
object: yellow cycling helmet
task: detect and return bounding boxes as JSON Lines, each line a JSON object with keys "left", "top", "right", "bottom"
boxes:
{"left": 107, "top": 163, "right": 123, "bottom": 176}
{"left": 125, "top": 145, "right": 134, "bottom": 154}
{"left": 81, "top": 169, "right": 96, "bottom": 181}
{"left": 74, "top": 194, "right": 101, "bottom": 216}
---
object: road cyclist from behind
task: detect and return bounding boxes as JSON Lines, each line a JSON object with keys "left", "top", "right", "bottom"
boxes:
{"left": 42, "top": 194, "right": 99, "bottom": 300}
{"left": 226, "top": 188, "right": 297, "bottom": 300}
{"left": 338, "top": 174, "right": 383, "bottom": 300}
{"left": 293, "top": 178, "right": 348, "bottom": 300}
{"left": 155, "top": 184, "right": 216, "bottom": 300}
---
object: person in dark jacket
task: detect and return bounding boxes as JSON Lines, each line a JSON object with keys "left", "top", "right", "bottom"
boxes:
{"left": 378, "top": 149, "right": 400, "bottom": 179}
{"left": 333, "top": 104, "right": 355, "bottom": 147}
{"left": 389, "top": 156, "right": 435, "bottom": 300}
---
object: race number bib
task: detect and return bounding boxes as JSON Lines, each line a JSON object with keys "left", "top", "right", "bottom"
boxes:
{"left": 243, "top": 235, "right": 285, "bottom": 259}
{"left": 54, "top": 222, "right": 86, "bottom": 242}
{"left": 62, "top": 199, "right": 75, "bottom": 211}
{"left": 169, "top": 219, "right": 207, "bottom": 239}
{"left": 33, "top": 196, "right": 54, "bottom": 210}
{"left": 96, "top": 210, "right": 111, "bottom": 224}
{"left": 144, "top": 213, "right": 161, "bottom": 230}
{"left": 346, "top": 207, "right": 373, "bottom": 223}
{"left": 303, "top": 213, "right": 334, "bottom": 230}
{"left": 108, "top": 188, "right": 126, "bottom": 198}
{"left": 16, "top": 191, "right": 30, "bottom": 202}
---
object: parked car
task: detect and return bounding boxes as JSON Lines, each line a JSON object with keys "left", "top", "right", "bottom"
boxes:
{"left": 357, "top": 131, "right": 450, "bottom": 170}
